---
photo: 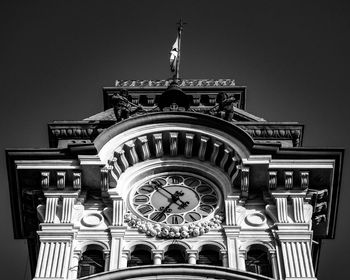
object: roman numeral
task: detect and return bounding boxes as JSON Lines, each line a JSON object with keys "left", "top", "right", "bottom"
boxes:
{"left": 189, "top": 214, "right": 197, "bottom": 221}
{"left": 140, "top": 186, "right": 153, "bottom": 193}
{"left": 139, "top": 205, "right": 152, "bottom": 215}
{"left": 200, "top": 205, "right": 212, "bottom": 213}
{"left": 135, "top": 197, "right": 148, "bottom": 202}
{"left": 197, "top": 185, "right": 211, "bottom": 193}
{"left": 172, "top": 216, "right": 179, "bottom": 224}
{"left": 151, "top": 212, "right": 164, "bottom": 222}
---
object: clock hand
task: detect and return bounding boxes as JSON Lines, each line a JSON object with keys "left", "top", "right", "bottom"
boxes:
{"left": 152, "top": 201, "right": 173, "bottom": 222}
{"left": 153, "top": 184, "right": 189, "bottom": 208}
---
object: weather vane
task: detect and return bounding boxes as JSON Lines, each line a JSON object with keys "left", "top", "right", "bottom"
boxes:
{"left": 170, "top": 19, "right": 186, "bottom": 81}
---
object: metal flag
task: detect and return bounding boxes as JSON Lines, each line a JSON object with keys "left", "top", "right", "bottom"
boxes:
{"left": 170, "top": 36, "right": 179, "bottom": 72}
{"left": 169, "top": 19, "right": 186, "bottom": 80}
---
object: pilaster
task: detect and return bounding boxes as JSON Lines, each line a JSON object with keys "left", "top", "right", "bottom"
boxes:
{"left": 223, "top": 225, "right": 241, "bottom": 270}
{"left": 109, "top": 226, "right": 127, "bottom": 270}
{"left": 34, "top": 224, "right": 76, "bottom": 280}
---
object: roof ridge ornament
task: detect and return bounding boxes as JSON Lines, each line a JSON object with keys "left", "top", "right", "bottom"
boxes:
{"left": 170, "top": 19, "right": 187, "bottom": 82}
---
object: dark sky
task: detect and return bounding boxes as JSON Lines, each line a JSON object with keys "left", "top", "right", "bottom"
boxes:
{"left": 1, "top": 1, "right": 349, "bottom": 279}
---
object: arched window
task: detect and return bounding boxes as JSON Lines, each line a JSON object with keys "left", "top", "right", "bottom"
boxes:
{"left": 128, "top": 245, "right": 153, "bottom": 267}
{"left": 78, "top": 245, "right": 105, "bottom": 278}
{"left": 197, "top": 244, "right": 223, "bottom": 266}
{"left": 163, "top": 244, "right": 187, "bottom": 264}
{"left": 245, "top": 245, "right": 272, "bottom": 278}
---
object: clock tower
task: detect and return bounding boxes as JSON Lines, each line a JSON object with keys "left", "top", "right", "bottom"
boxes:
{"left": 6, "top": 79, "right": 343, "bottom": 280}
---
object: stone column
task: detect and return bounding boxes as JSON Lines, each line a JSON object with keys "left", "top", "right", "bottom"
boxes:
{"left": 220, "top": 249, "right": 228, "bottom": 267}
{"left": 103, "top": 250, "right": 110, "bottom": 271}
{"left": 68, "top": 250, "right": 81, "bottom": 279}
{"left": 238, "top": 249, "right": 246, "bottom": 271}
{"left": 152, "top": 249, "right": 164, "bottom": 265}
{"left": 186, "top": 250, "right": 198, "bottom": 264}
{"left": 120, "top": 249, "right": 130, "bottom": 268}
{"left": 269, "top": 249, "right": 280, "bottom": 280}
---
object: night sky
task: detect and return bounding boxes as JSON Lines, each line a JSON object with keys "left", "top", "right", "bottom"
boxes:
{"left": 1, "top": 1, "right": 349, "bottom": 279}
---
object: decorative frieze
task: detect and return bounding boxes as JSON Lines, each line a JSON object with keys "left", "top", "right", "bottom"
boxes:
{"left": 237, "top": 124, "right": 304, "bottom": 147}
{"left": 115, "top": 79, "right": 236, "bottom": 88}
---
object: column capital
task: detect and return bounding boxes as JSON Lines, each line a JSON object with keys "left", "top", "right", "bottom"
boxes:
{"left": 151, "top": 249, "right": 164, "bottom": 259}
{"left": 73, "top": 249, "right": 82, "bottom": 256}
{"left": 186, "top": 249, "right": 198, "bottom": 256}
{"left": 121, "top": 249, "right": 130, "bottom": 259}
{"left": 109, "top": 226, "right": 128, "bottom": 237}
{"left": 222, "top": 225, "right": 241, "bottom": 236}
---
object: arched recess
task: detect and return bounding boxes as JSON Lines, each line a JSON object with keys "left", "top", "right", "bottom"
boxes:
{"left": 127, "top": 244, "right": 153, "bottom": 267}
{"left": 94, "top": 112, "right": 254, "bottom": 197}
{"left": 124, "top": 240, "right": 157, "bottom": 252}
{"left": 194, "top": 240, "right": 226, "bottom": 251}
{"left": 78, "top": 241, "right": 110, "bottom": 253}
{"left": 194, "top": 241, "right": 226, "bottom": 266}
{"left": 163, "top": 244, "right": 188, "bottom": 264}
{"left": 159, "top": 240, "right": 191, "bottom": 252}
{"left": 77, "top": 243, "right": 107, "bottom": 278}
{"left": 241, "top": 242, "right": 275, "bottom": 279}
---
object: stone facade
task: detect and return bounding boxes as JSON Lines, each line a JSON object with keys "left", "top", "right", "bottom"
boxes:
{"left": 6, "top": 79, "right": 343, "bottom": 280}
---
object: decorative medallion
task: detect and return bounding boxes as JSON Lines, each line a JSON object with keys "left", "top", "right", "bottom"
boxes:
{"left": 245, "top": 212, "right": 266, "bottom": 226}
{"left": 81, "top": 213, "right": 103, "bottom": 227}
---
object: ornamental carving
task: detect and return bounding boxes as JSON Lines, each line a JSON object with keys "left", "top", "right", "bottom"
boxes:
{"left": 124, "top": 212, "right": 224, "bottom": 239}
{"left": 115, "top": 79, "right": 236, "bottom": 88}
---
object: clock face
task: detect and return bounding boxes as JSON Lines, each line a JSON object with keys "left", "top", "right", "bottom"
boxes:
{"left": 130, "top": 173, "right": 221, "bottom": 225}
